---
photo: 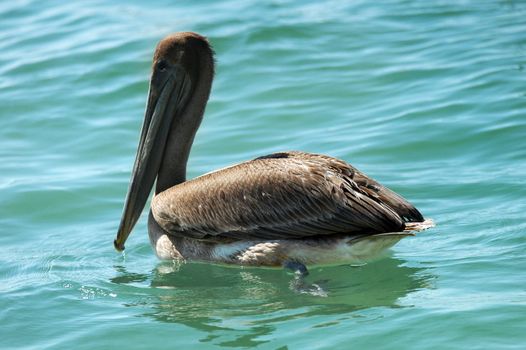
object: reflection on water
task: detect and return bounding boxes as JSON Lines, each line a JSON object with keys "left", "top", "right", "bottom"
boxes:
{"left": 111, "top": 258, "right": 432, "bottom": 347}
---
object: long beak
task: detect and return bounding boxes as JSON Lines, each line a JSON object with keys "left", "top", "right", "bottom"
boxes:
{"left": 114, "top": 69, "right": 189, "bottom": 251}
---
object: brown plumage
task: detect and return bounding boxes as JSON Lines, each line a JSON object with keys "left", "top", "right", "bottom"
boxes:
{"left": 114, "top": 32, "right": 432, "bottom": 267}
{"left": 152, "top": 151, "right": 423, "bottom": 241}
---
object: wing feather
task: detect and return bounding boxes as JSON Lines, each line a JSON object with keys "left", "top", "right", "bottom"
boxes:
{"left": 151, "top": 151, "right": 423, "bottom": 241}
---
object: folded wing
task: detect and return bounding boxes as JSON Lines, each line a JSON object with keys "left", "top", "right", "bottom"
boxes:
{"left": 151, "top": 151, "right": 423, "bottom": 241}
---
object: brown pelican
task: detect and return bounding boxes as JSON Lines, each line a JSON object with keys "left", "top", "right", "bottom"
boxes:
{"left": 114, "top": 32, "right": 433, "bottom": 271}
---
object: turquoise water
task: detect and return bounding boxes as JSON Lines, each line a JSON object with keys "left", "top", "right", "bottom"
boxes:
{"left": 1, "top": 0, "right": 526, "bottom": 348}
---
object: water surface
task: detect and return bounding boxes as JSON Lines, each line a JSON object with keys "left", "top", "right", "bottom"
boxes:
{"left": 1, "top": 0, "right": 526, "bottom": 349}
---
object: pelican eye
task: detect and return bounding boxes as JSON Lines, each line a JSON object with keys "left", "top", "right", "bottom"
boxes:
{"left": 157, "top": 60, "right": 168, "bottom": 72}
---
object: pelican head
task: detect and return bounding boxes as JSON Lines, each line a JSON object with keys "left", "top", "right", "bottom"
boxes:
{"left": 114, "top": 33, "right": 215, "bottom": 251}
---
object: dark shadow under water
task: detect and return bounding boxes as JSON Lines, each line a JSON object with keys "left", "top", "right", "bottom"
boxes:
{"left": 110, "top": 257, "right": 433, "bottom": 347}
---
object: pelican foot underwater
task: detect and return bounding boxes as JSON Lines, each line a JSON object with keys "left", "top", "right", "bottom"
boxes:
{"left": 114, "top": 32, "right": 434, "bottom": 273}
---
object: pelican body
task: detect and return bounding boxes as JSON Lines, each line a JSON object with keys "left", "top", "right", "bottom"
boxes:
{"left": 114, "top": 32, "right": 432, "bottom": 268}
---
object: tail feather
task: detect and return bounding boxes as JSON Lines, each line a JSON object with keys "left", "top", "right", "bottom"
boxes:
{"left": 404, "top": 218, "right": 435, "bottom": 232}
